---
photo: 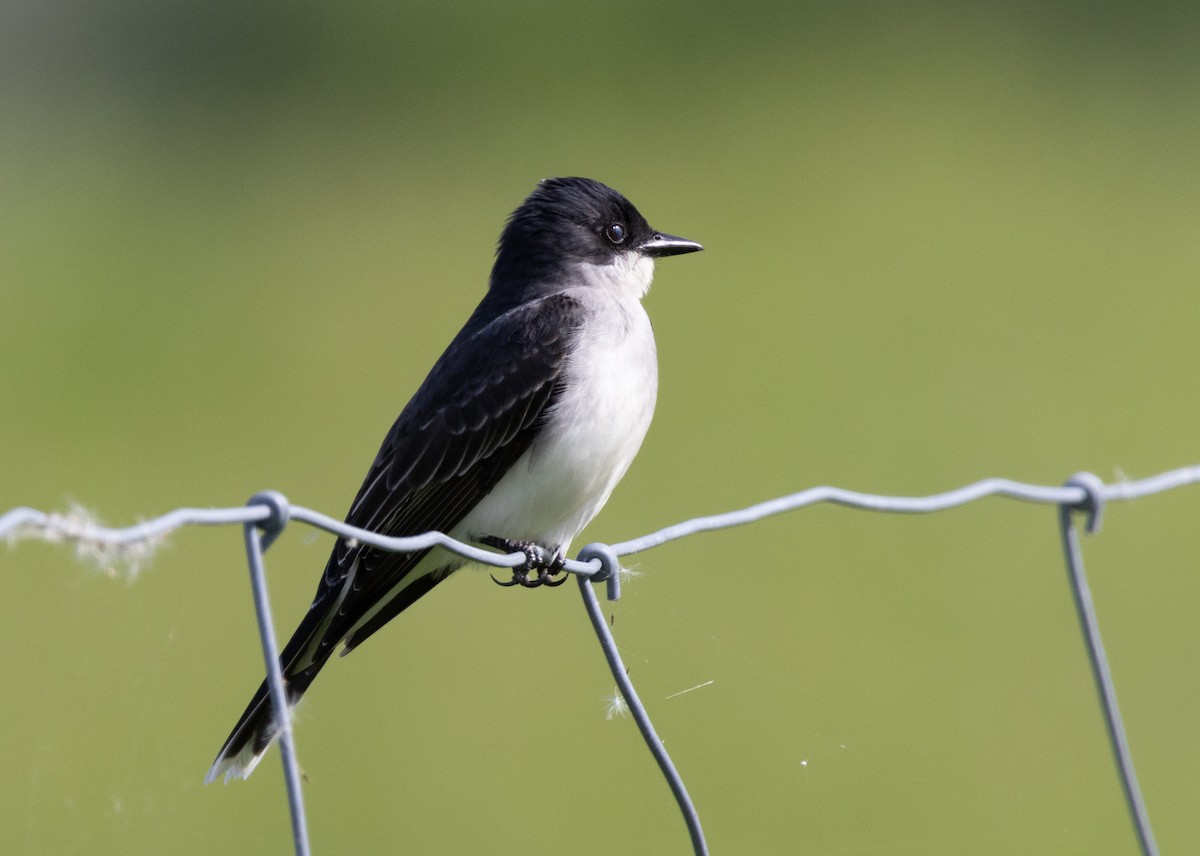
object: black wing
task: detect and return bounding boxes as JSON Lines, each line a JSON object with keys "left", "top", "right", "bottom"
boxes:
{"left": 295, "top": 291, "right": 584, "bottom": 664}
{"left": 208, "top": 293, "right": 586, "bottom": 777}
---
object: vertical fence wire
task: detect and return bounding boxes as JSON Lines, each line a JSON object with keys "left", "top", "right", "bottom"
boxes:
{"left": 242, "top": 493, "right": 311, "bottom": 856}
{"left": 575, "top": 543, "right": 708, "bottom": 856}
{"left": 1058, "top": 476, "right": 1158, "bottom": 856}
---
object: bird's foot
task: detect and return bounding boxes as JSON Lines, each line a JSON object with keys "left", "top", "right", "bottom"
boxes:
{"left": 482, "top": 536, "right": 568, "bottom": 588}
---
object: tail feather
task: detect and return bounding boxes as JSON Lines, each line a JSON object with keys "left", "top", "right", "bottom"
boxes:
{"left": 205, "top": 601, "right": 336, "bottom": 784}
{"left": 206, "top": 557, "right": 451, "bottom": 783}
{"left": 204, "top": 661, "right": 328, "bottom": 784}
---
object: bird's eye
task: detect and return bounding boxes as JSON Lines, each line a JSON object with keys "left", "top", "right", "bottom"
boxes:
{"left": 604, "top": 222, "right": 626, "bottom": 245}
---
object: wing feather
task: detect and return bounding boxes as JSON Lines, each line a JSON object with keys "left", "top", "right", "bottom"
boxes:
{"left": 287, "top": 292, "right": 584, "bottom": 661}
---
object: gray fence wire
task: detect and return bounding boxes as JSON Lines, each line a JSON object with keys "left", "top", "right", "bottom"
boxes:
{"left": 5, "top": 465, "right": 1199, "bottom": 856}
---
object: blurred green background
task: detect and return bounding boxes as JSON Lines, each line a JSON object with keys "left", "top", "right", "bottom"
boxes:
{"left": 3, "top": 1, "right": 1198, "bottom": 853}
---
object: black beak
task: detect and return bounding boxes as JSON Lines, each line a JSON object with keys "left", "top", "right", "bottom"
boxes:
{"left": 638, "top": 232, "right": 704, "bottom": 258}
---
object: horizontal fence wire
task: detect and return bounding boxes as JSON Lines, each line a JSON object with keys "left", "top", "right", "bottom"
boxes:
{"left": 5, "top": 464, "right": 1199, "bottom": 855}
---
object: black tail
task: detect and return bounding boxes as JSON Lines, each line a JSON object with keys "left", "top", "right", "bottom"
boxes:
{"left": 205, "top": 553, "right": 453, "bottom": 783}
{"left": 204, "top": 608, "right": 334, "bottom": 783}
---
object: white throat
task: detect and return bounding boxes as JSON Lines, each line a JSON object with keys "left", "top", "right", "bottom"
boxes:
{"left": 575, "top": 252, "right": 656, "bottom": 301}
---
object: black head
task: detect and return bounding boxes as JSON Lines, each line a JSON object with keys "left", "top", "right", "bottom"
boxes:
{"left": 490, "top": 177, "right": 702, "bottom": 293}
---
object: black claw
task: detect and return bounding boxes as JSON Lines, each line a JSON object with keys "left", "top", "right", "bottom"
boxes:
{"left": 481, "top": 536, "right": 566, "bottom": 590}
{"left": 541, "top": 570, "right": 569, "bottom": 587}
{"left": 539, "top": 549, "right": 568, "bottom": 586}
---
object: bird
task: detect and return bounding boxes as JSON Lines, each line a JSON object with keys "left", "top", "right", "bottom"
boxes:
{"left": 205, "top": 176, "right": 702, "bottom": 783}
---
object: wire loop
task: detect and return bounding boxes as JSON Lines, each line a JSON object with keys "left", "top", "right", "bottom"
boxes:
{"left": 247, "top": 490, "right": 291, "bottom": 551}
{"left": 1064, "top": 472, "right": 1106, "bottom": 534}
{"left": 576, "top": 541, "right": 622, "bottom": 601}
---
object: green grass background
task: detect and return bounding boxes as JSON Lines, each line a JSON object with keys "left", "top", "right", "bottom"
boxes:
{"left": 3, "top": 2, "right": 1199, "bottom": 853}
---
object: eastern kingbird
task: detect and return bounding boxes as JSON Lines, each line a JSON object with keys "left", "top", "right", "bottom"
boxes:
{"left": 206, "top": 177, "right": 702, "bottom": 783}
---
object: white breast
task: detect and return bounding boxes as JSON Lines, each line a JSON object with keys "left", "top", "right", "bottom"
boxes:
{"left": 458, "top": 254, "right": 659, "bottom": 552}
